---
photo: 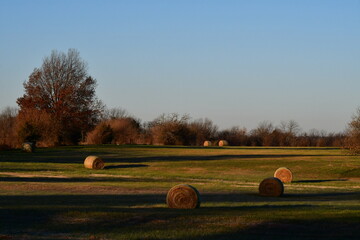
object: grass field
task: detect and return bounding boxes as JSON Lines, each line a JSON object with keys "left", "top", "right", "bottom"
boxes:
{"left": 0, "top": 145, "right": 359, "bottom": 240}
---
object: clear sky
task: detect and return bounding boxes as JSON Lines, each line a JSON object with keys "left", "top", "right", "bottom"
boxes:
{"left": 0, "top": 0, "right": 359, "bottom": 132}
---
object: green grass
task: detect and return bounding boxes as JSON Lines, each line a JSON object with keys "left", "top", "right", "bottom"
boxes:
{"left": 0, "top": 145, "right": 359, "bottom": 239}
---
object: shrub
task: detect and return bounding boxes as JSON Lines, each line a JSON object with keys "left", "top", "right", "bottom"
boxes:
{"left": 0, "top": 107, "right": 18, "bottom": 149}
{"left": 86, "top": 122, "right": 113, "bottom": 144}
{"left": 344, "top": 108, "right": 360, "bottom": 154}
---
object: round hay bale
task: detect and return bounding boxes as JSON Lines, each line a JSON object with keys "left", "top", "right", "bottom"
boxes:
{"left": 166, "top": 184, "right": 200, "bottom": 209}
{"left": 22, "top": 142, "right": 35, "bottom": 153}
{"left": 259, "top": 177, "right": 284, "bottom": 197}
{"left": 218, "top": 140, "right": 228, "bottom": 147}
{"left": 84, "top": 156, "right": 105, "bottom": 170}
{"left": 274, "top": 167, "right": 293, "bottom": 183}
{"left": 203, "top": 141, "right": 212, "bottom": 147}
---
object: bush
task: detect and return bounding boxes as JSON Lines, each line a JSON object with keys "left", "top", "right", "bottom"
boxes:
{"left": 86, "top": 122, "right": 113, "bottom": 144}
{"left": 188, "top": 118, "right": 218, "bottom": 146}
{"left": 109, "top": 118, "right": 141, "bottom": 144}
{"left": 16, "top": 109, "right": 59, "bottom": 147}
{"left": 85, "top": 117, "right": 141, "bottom": 145}
{"left": 344, "top": 108, "right": 360, "bottom": 154}
{"left": 149, "top": 113, "right": 192, "bottom": 145}
{"left": 0, "top": 107, "right": 18, "bottom": 149}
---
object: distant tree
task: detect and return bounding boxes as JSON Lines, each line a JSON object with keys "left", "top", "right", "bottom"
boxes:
{"left": 344, "top": 107, "right": 360, "bottom": 154}
{"left": 85, "top": 122, "right": 114, "bottom": 145}
{"left": 189, "top": 118, "right": 218, "bottom": 145}
{"left": 102, "top": 107, "right": 129, "bottom": 120}
{"left": 149, "top": 113, "right": 192, "bottom": 145}
{"left": 278, "top": 120, "right": 301, "bottom": 146}
{"left": 110, "top": 117, "right": 142, "bottom": 144}
{"left": 17, "top": 49, "right": 103, "bottom": 145}
{"left": 0, "top": 107, "right": 18, "bottom": 148}
{"left": 218, "top": 126, "right": 248, "bottom": 146}
{"left": 251, "top": 121, "right": 275, "bottom": 146}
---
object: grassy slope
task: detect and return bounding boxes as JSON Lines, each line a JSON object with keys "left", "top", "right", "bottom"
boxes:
{"left": 0, "top": 145, "right": 359, "bottom": 239}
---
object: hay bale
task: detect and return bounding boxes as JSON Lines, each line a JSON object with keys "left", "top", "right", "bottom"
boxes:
{"left": 218, "top": 140, "right": 228, "bottom": 146}
{"left": 166, "top": 184, "right": 200, "bottom": 209}
{"left": 22, "top": 142, "right": 35, "bottom": 153}
{"left": 274, "top": 167, "right": 293, "bottom": 183}
{"left": 259, "top": 177, "right": 284, "bottom": 197}
{"left": 203, "top": 141, "right": 212, "bottom": 147}
{"left": 84, "top": 156, "right": 105, "bottom": 170}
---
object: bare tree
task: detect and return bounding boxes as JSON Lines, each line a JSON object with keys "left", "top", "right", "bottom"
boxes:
{"left": 344, "top": 107, "right": 360, "bottom": 154}
{"left": 278, "top": 120, "right": 301, "bottom": 146}
{"left": 251, "top": 121, "right": 274, "bottom": 146}
{"left": 102, "top": 107, "right": 129, "bottom": 120}
{"left": 189, "top": 118, "right": 218, "bottom": 145}
{"left": 0, "top": 107, "right": 18, "bottom": 148}
{"left": 218, "top": 126, "right": 247, "bottom": 146}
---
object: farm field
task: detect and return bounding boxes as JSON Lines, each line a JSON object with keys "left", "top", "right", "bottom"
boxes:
{"left": 0, "top": 145, "right": 359, "bottom": 240}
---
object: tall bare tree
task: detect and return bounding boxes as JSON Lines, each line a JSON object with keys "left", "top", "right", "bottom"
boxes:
{"left": 17, "top": 49, "right": 103, "bottom": 145}
{"left": 0, "top": 107, "right": 18, "bottom": 148}
{"left": 345, "top": 107, "right": 360, "bottom": 154}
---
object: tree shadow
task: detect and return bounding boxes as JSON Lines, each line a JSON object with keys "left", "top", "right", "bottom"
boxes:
{"left": 1, "top": 192, "right": 358, "bottom": 208}
{"left": 105, "top": 164, "right": 148, "bottom": 169}
{"left": 0, "top": 145, "right": 343, "bottom": 164}
{"left": 201, "top": 192, "right": 360, "bottom": 203}
{"left": 292, "top": 179, "right": 348, "bottom": 183}
{"left": 164, "top": 218, "right": 360, "bottom": 240}
{"left": 0, "top": 175, "right": 168, "bottom": 183}
{"left": 284, "top": 192, "right": 360, "bottom": 200}
{"left": 0, "top": 191, "right": 359, "bottom": 239}
{"left": 0, "top": 153, "right": 306, "bottom": 164}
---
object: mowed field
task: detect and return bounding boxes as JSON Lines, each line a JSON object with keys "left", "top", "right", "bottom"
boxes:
{"left": 0, "top": 145, "right": 359, "bottom": 240}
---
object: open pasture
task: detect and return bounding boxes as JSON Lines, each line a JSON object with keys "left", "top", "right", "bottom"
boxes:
{"left": 0, "top": 145, "right": 359, "bottom": 239}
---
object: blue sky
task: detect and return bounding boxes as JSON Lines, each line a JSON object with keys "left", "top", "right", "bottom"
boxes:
{"left": 0, "top": 0, "right": 359, "bottom": 132}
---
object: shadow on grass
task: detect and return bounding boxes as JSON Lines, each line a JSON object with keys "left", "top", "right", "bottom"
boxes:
{"left": 1, "top": 192, "right": 359, "bottom": 207}
{"left": 0, "top": 193, "right": 359, "bottom": 239}
{"left": 293, "top": 179, "right": 348, "bottom": 183}
{"left": 0, "top": 153, "right": 340, "bottom": 164}
{"left": 0, "top": 175, "right": 167, "bottom": 183}
{"left": 163, "top": 219, "right": 360, "bottom": 240}
{"left": 0, "top": 145, "right": 343, "bottom": 164}
{"left": 105, "top": 164, "right": 148, "bottom": 169}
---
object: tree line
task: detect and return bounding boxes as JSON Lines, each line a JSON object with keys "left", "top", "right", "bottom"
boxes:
{"left": 0, "top": 106, "right": 348, "bottom": 149}
{"left": 83, "top": 111, "right": 346, "bottom": 147}
{"left": 0, "top": 49, "right": 358, "bottom": 152}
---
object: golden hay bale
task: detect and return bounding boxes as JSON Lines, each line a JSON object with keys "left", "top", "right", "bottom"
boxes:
{"left": 84, "top": 156, "right": 105, "bottom": 170}
{"left": 274, "top": 167, "right": 293, "bottom": 183}
{"left": 203, "top": 141, "right": 212, "bottom": 147}
{"left": 22, "top": 142, "right": 35, "bottom": 153}
{"left": 218, "top": 140, "right": 228, "bottom": 146}
{"left": 259, "top": 177, "right": 284, "bottom": 197}
{"left": 166, "top": 184, "right": 200, "bottom": 209}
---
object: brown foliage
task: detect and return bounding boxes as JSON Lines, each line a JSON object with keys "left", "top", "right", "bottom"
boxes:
{"left": 0, "top": 107, "right": 18, "bottom": 148}
{"left": 16, "top": 49, "right": 102, "bottom": 145}
{"left": 85, "top": 122, "right": 113, "bottom": 145}
{"left": 217, "top": 127, "right": 247, "bottom": 146}
{"left": 149, "top": 113, "right": 193, "bottom": 145}
{"left": 16, "top": 109, "right": 59, "bottom": 147}
{"left": 344, "top": 108, "right": 360, "bottom": 154}
{"left": 188, "top": 118, "right": 218, "bottom": 146}
{"left": 109, "top": 118, "right": 141, "bottom": 144}
{"left": 85, "top": 117, "right": 141, "bottom": 145}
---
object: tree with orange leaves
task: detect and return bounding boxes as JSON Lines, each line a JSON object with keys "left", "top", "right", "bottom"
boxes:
{"left": 17, "top": 49, "right": 103, "bottom": 145}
